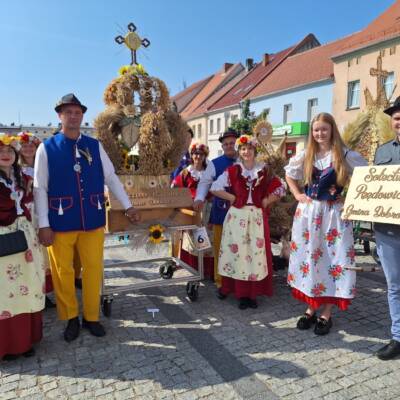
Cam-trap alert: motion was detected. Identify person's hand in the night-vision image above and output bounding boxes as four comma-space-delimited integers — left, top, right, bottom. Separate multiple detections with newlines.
261, 197, 270, 209
229, 195, 236, 205
38, 227, 55, 247
125, 207, 140, 223
193, 200, 205, 211
295, 193, 312, 203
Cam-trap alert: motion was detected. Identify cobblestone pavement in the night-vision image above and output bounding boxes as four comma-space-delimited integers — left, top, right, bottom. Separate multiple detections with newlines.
1, 241, 399, 399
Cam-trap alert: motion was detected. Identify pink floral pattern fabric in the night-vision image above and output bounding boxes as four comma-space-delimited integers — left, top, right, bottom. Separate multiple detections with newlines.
0, 217, 46, 320
218, 205, 268, 282
287, 200, 356, 299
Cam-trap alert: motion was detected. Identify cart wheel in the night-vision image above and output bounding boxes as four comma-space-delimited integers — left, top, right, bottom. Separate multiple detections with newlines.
159, 262, 175, 279
363, 240, 371, 254
102, 297, 113, 317
186, 282, 199, 302
372, 247, 381, 265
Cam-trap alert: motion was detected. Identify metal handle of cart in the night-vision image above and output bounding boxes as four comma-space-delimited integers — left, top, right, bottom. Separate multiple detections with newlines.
101, 225, 206, 317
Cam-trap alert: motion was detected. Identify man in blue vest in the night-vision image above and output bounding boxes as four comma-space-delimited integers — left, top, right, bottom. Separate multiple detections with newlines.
34, 94, 139, 342
193, 128, 238, 288
374, 97, 400, 360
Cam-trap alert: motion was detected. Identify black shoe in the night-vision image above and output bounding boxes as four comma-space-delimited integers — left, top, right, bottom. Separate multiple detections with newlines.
2, 354, 19, 361
376, 340, 400, 360
248, 299, 258, 309
64, 317, 80, 342
216, 289, 227, 300
23, 348, 35, 358
45, 296, 56, 309
296, 313, 317, 330
82, 319, 106, 337
238, 298, 248, 310
314, 317, 333, 336
75, 278, 82, 290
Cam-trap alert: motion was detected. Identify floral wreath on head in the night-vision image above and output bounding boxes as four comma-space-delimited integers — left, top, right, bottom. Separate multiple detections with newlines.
0, 132, 20, 150
18, 131, 41, 146
235, 134, 258, 151
190, 142, 209, 156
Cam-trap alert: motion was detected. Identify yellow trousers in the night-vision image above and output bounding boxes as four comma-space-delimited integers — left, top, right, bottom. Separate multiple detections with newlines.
213, 224, 223, 288
48, 228, 104, 321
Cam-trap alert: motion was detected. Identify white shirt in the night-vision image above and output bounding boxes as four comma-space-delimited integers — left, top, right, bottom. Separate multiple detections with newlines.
284, 149, 368, 180
211, 162, 286, 204
194, 161, 217, 202
34, 140, 132, 228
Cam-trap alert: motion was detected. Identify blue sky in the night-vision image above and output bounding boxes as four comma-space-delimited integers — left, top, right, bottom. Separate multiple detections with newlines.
0, 0, 395, 126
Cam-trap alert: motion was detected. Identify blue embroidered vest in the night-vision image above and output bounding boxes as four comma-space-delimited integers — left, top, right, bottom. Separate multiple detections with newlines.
209, 155, 236, 225
44, 133, 106, 232
305, 166, 343, 201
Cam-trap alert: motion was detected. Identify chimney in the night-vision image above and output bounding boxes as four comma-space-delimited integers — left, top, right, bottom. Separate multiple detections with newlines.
262, 53, 270, 66
223, 63, 233, 73
245, 58, 254, 71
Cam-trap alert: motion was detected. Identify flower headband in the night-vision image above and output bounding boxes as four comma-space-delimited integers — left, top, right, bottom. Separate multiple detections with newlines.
0, 133, 20, 149
190, 143, 209, 156
235, 134, 258, 150
18, 131, 41, 146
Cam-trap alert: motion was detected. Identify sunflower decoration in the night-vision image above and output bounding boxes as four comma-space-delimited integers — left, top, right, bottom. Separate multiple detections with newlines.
149, 224, 165, 244
0, 133, 20, 149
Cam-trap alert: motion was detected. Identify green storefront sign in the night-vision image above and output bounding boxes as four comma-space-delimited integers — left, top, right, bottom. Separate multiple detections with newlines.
272, 121, 309, 136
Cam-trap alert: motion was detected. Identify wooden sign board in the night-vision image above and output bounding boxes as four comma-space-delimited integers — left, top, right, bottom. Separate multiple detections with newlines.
343, 165, 400, 225
108, 174, 193, 210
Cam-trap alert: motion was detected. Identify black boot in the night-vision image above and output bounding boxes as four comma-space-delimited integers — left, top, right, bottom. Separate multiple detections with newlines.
74, 278, 82, 290
216, 289, 227, 300
64, 317, 80, 342
238, 298, 248, 310
376, 340, 400, 360
23, 348, 35, 358
45, 296, 56, 309
82, 319, 106, 337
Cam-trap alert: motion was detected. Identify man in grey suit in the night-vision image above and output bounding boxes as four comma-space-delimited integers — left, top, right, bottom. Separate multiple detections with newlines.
374, 97, 400, 360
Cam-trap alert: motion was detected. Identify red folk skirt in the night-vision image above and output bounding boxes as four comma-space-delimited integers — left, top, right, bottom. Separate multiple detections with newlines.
0, 312, 43, 358
220, 210, 274, 299
291, 288, 351, 311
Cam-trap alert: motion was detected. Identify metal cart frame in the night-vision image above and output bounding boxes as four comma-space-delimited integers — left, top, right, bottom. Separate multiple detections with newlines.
101, 224, 205, 317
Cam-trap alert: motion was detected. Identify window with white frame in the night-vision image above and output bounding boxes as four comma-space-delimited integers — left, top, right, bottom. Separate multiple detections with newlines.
217, 118, 221, 133
347, 80, 360, 109
307, 98, 318, 121
209, 120, 214, 134
283, 104, 292, 124
383, 72, 395, 100
197, 124, 202, 138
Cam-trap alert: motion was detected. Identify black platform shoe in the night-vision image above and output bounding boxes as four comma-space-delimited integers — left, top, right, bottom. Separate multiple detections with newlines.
216, 289, 227, 300
296, 313, 317, 330
314, 317, 332, 335
64, 317, 80, 342
82, 319, 106, 337
238, 298, 248, 310
247, 299, 258, 309
376, 340, 400, 360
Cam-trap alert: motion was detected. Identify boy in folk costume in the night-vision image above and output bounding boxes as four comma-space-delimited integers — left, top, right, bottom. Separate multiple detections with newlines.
210, 135, 285, 309
34, 94, 139, 342
374, 97, 400, 360
193, 129, 239, 287
285, 113, 366, 335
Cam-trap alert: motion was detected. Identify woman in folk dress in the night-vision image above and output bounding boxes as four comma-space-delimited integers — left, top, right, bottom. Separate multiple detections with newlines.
211, 135, 285, 309
172, 143, 214, 279
285, 112, 367, 335
0, 133, 46, 360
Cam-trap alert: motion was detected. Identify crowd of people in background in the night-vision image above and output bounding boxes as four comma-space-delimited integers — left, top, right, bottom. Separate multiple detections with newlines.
1, 94, 400, 362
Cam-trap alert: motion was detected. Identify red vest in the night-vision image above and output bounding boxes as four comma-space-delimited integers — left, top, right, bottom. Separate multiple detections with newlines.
0, 174, 32, 226
227, 164, 282, 209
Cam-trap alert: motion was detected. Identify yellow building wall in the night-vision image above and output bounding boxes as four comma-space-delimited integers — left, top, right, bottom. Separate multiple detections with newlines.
333, 41, 400, 131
